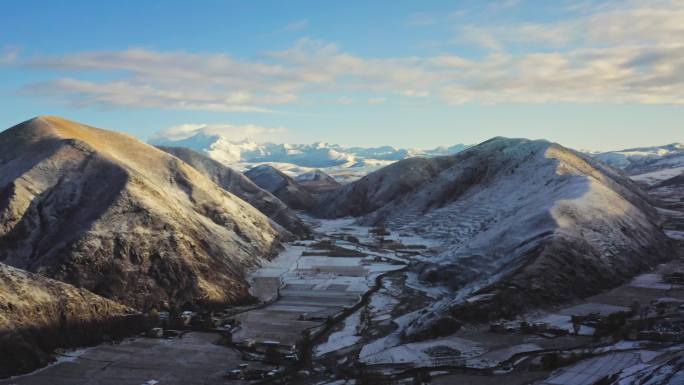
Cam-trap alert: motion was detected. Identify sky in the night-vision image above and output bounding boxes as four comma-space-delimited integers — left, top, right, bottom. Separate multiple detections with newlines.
1, 0, 683, 151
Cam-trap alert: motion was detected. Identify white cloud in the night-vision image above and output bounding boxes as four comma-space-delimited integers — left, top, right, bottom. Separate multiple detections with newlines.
402, 89, 430, 97
406, 13, 438, 27
283, 19, 309, 31
459, 0, 684, 49
490, 0, 520, 11
1, 46, 19, 64
152, 122, 288, 142
20, 78, 278, 112
11, 1, 684, 109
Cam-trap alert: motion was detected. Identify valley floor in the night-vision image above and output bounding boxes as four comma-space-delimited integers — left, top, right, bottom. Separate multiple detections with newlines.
3, 218, 683, 385
0, 218, 423, 385
0, 332, 244, 385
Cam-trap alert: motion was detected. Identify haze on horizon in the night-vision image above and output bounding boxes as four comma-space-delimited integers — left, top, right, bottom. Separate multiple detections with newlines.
1, 0, 683, 151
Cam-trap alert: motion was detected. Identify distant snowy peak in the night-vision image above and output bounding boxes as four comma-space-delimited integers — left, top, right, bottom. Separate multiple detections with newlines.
151, 131, 470, 181
295, 169, 338, 183
591, 143, 684, 170
590, 142, 684, 185
295, 169, 341, 195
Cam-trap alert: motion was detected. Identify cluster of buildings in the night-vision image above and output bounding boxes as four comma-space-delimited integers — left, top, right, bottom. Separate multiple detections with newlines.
489, 320, 565, 335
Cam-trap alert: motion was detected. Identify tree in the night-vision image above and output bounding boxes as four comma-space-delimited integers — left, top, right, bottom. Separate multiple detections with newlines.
356, 364, 386, 385
200, 312, 215, 331
412, 370, 431, 385
264, 346, 281, 364
541, 353, 560, 370
169, 307, 185, 329
147, 309, 160, 328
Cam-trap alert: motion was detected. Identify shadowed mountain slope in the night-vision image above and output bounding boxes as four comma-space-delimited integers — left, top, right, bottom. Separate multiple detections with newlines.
294, 169, 342, 195
157, 146, 310, 237
0, 263, 140, 378
244, 164, 317, 211
0, 116, 290, 310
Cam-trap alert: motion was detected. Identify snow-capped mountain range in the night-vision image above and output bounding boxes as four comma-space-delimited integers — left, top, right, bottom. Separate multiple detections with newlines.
590, 142, 684, 185
151, 131, 470, 182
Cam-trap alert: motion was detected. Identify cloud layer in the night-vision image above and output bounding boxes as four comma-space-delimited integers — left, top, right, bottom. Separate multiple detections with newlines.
11, 0, 684, 111
151, 123, 288, 142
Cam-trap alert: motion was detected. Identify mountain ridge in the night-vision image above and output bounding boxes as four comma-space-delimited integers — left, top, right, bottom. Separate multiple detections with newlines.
157, 145, 310, 236
244, 164, 318, 211
317, 136, 677, 333
0, 116, 290, 310
151, 131, 471, 181
0, 261, 143, 377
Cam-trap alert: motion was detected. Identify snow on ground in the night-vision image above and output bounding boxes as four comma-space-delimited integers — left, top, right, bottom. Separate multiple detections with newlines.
665, 230, 684, 240
542, 351, 642, 385
591, 340, 646, 354
314, 380, 352, 385
404, 271, 449, 299
631, 166, 684, 185
364, 263, 405, 273
361, 333, 544, 370
529, 302, 630, 335
610, 358, 684, 385
383, 231, 444, 249
538, 345, 684, 385
237, 221, 410, 345
252, 244, 306, 278
309, 217, 366, 237
362, 335, 487, 367
249, 244, 308, 301
628, 273, 672, 290
467, 344, 542, 369
315, 309, 362, 357
283, 273, 370, 293
359, 310, 423, 361
297, 256, 365, 269
306, 216, 442, 252
367, 282, 400, 322
557, 303, 630, 317
534, 313, 595, 336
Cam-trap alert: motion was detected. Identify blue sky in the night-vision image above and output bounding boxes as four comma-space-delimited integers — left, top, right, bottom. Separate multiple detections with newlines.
1, 0, 682, 150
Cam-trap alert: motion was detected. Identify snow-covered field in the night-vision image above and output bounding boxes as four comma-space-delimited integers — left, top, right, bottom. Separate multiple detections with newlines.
542, 351, 642, 385
235, 220, 409, 346
315, 309, 362, 357
666, 230, 684, 241
467, 343, 542, 369
404, 271, 449, 299
538, 344, 684, 385
628, 272, 673, 290
362, 335, 487, 367
367, 280, 401, 322
307, 217, 442, 250
534, 313, 595, 336
557, 303, 630, 317
631, 167, 684, 184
